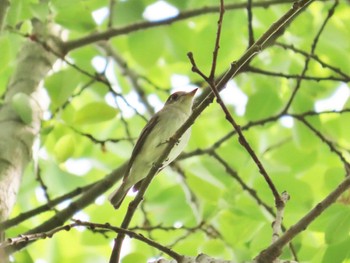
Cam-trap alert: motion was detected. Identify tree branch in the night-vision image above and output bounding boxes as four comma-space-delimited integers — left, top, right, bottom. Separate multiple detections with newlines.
0, 182, 97, 230
6, 164, 127, 253
255, 173, 350, 263
282, 0, 339, 113
1, 220, 182, 260
63, 0, 300, 52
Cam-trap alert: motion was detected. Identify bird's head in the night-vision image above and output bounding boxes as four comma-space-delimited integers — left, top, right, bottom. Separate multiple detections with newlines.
164, 88, 198, 113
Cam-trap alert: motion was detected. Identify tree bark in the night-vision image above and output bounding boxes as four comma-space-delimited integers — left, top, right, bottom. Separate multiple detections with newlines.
0, 21, 60, 226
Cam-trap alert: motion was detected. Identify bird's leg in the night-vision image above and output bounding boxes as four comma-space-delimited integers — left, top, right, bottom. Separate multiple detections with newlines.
151, 159, 169, 170
158, 137, 180, 147
151, 161, 165, 170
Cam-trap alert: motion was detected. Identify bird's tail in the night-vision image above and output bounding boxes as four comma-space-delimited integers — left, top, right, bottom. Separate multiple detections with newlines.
108, 183, 130, 209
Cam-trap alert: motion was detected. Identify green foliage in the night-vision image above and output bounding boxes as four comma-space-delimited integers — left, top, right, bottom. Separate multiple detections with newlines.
2, 1, 350, 263
51, 0, 98, 32
245, 87, 283, 120
73, 102, 118, 125
112, 1, 145, 26
53, 134, 76, 162
45, 69, 82, 109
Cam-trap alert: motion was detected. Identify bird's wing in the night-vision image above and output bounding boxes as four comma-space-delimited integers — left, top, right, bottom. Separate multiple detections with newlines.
123, 115, 160, 181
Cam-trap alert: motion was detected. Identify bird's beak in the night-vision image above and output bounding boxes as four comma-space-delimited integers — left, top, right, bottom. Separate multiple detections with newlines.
187, 88, 198, 97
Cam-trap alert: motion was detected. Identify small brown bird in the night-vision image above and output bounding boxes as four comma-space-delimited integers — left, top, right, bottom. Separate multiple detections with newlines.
109, 89, 198, 209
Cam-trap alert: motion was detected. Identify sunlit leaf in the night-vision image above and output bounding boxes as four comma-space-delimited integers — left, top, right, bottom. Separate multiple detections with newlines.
322, 238, 350, 263
245, 88, 283, 121
53, 134, 76, 162
325, 208, 350, 244
128, 29, 166, 69
52, 1, 96, 31
45, 69, 82, 109
74, 102, 118, 125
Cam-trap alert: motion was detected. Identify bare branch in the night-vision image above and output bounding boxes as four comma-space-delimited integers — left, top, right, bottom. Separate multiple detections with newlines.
1, 220, 182, 260
256, 173, 350, 263
274, 42, 350, 80
0, 182, 96, 230
282, 0, 339, 113
188, 0, 283, 211
246, 0, 255, 46
108, 0, 117, 28
272, 192, 290, 243
246, 66, 349, 82
6, 164, 127, 253
63, 0, 301, 52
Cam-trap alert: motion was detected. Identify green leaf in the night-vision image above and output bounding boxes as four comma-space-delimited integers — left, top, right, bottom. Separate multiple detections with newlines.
165, 0, 188, 10
324, 167, 345, 192
11, 92, 33, 124
81, 230, 109, 246
113, 0, 145, 26
217, 210, 264, 246
325, 207, 350, 244
186, 167, 223, 204
12, 249, 34, 263
322, 238, 350, 263
147, 184, 195, 225
6, 0, 32, 26
29, 2, 50, 20
74, 102, 117, 125
292, 119, 320, 150
245, 88, 283, 121
45, 69, 82, 109
54, 134, 75, 162
200, 239, 231, 259
173, 232, 206, 255
268, 140, 318, 174
39, 158, 90, 193
290, 92, 314, 113
122, 252, 148, 263
128, 29, 166, 69
52, 1, 96, 31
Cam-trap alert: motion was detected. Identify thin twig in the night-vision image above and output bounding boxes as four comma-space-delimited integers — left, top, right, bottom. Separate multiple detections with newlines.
1, 220, 182, 260
181, 108, 350, 161
209, 0, 225, 80
246, 66, 349, 82
63, 0, 300, 52
108, 0, 116, 28
256, 172, 350, 263
247, 0, 255, 46
282, 0, 339, 113
0, 182, 97, 230
274, 42, 350, 80
6, 164, 127, 253
292, 115, 350, 169
98, 41, 156, 115
188, 0, 282, 208
272, 192, 290, 243
71, 127, 135, 147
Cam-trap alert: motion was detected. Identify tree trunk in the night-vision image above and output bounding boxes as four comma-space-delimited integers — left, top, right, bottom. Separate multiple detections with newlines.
0, 21, 60, 226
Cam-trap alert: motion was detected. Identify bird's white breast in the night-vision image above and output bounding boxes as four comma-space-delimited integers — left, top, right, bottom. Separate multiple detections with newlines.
126, 104, 192, 187
138, 107, 190, 162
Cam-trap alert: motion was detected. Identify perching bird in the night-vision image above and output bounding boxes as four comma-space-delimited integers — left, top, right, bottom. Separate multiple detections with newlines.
109, 89, 198, 209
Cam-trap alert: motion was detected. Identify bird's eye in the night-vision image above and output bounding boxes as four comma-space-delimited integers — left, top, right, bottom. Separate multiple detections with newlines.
171, 93, 179, 101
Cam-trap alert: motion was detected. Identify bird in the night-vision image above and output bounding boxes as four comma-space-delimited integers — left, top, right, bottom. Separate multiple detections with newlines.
109, 88, 198, 209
